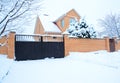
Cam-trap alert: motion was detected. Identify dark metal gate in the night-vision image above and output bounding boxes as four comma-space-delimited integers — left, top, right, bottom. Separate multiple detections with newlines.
109, 39, 115, 52
15, 34, 64, 61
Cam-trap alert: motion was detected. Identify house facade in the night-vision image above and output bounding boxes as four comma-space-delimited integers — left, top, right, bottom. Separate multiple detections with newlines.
53, 9, 80, 32
34, 9, 81, 41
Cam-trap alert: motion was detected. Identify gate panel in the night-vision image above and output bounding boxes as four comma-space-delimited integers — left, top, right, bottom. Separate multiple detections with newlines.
15, 35, 64, 61
15, 42, 43, 60
42, 42, 64, 58
15, 34, 64, 61
109, 39, 115, 52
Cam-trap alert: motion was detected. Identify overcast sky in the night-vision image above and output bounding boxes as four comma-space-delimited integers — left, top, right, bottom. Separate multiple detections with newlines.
40, 0, 120, 31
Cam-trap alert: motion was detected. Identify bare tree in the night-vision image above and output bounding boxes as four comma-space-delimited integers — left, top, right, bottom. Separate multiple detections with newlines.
0, 0, 42, 36
98, 13, 120, 38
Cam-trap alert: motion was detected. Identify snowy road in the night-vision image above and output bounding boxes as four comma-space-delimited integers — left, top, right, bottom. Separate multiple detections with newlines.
0, 50, 120, 83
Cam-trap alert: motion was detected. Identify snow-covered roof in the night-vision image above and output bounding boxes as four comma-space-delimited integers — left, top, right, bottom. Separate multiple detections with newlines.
39, 15, 61, 33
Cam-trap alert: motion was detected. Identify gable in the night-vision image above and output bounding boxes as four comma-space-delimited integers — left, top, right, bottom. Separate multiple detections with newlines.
34, 16, 45, 34
66, 9, 80, 20
54, 9, 81, 33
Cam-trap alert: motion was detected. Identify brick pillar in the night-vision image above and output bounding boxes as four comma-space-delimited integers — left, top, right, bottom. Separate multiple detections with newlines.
64, 34, 69, 56
105, 37, 110, 52
0, 36, 7, 54
113, 37, 117, 51
7, 32, 15, 59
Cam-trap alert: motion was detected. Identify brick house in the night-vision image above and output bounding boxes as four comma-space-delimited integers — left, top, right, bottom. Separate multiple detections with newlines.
34, 9, 80, 36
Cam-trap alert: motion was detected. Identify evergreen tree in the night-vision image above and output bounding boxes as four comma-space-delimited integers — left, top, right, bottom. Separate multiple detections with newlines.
67, 19, 96, 38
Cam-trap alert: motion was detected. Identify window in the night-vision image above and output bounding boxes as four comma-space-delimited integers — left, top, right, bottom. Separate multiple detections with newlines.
61, 19, 64, 28
69, 18, 76, 24
53, 36, 57, 39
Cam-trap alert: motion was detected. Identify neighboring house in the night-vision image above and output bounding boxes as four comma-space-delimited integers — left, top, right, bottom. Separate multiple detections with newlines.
34, 9, 80, 41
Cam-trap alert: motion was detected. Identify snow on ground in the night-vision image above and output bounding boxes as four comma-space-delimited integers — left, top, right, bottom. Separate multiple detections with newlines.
0, 50, 120, 83
0, 55, 13, 83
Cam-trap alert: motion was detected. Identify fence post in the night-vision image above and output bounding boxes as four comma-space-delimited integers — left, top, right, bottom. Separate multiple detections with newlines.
113, 37, 117, 51
41, 36, 43, 42
105, 37, 110, 52
64, 34, 69, 56
7, 32, 15, 59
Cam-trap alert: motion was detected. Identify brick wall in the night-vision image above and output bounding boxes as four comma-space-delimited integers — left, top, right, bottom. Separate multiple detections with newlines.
34, 33, 62, 42
0, 36, 8, 54
1, 32, 120, 59
64, 35, 111, 56
0, 32, 15, 59
116, 39, 120, 50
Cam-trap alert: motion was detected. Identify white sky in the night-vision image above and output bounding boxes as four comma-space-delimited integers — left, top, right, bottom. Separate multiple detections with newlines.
40, 0, 120, 31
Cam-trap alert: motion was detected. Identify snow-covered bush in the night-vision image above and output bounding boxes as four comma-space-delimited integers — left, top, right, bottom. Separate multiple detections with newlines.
67, 19, 97, 38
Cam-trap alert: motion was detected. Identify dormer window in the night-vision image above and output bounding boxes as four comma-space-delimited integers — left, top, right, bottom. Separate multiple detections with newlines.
61, 19, 64, 28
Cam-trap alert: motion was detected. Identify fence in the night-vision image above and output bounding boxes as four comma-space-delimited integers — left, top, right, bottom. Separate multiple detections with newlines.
0, 36, 7, 54
64, 35, 119, 56
0, 32, 120, 59
0, 32, 15, 59
116, 39, 120, 50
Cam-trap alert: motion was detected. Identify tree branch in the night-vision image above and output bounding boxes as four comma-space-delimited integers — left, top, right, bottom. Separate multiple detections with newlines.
0, 19, 9, 36
10, 0, 25, 17
10, 8, 29, 20
0, 0, 19, 24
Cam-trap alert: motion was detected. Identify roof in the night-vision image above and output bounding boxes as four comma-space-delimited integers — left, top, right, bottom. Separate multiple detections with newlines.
53, 14, 66, 23
54, 9, 80, 22
39, 15, 61, 33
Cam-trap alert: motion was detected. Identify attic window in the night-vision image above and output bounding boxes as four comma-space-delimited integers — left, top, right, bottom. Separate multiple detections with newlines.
61, 19, 64, 28
69, 18, 76, 24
